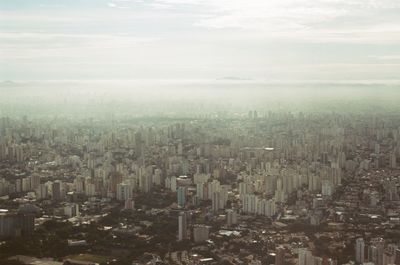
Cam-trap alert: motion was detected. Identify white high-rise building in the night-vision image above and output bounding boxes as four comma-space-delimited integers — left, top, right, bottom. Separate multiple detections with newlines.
196, 183, 205, 200
239, 182, 250, 195
116, 183, 132, 201
64, 203, 80, 218
153, 168, 162, 186
322, 180, 333, 197
139, 174, 152, 193
85, 182, 96, 197
207, 180, 220, 200
257, 199, 276, 217
242, 194, 256, 214
212, 191, 220, 212
22, 177, 31, 192
165, 176, 171, 189
171, 176, 177, 192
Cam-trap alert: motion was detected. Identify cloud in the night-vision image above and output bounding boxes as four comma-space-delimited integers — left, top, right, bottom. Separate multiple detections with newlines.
0, 32, 159, 60
1, 0, 400, 81
151, 0, 400, 43
147, 3, 173, 10
369, 55, 400, 61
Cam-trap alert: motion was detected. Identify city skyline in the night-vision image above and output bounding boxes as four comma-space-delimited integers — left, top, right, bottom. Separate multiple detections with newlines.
1, 1, 400, 265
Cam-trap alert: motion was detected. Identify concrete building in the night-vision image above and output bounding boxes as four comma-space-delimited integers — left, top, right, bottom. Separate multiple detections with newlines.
178, 211, 187, 241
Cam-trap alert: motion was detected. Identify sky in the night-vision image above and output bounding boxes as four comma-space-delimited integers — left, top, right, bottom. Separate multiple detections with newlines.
1, 0, 400, 83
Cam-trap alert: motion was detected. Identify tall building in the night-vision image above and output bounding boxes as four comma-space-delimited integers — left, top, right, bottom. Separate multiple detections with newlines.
226, 209, 238, 226
15, 179, 22, 193
394, 248, 400, 265
139, 174, 152, 193
193, 225, 209, 243
170, 176, 177, 192
368, 246, 378, 265
368, 238, 385, 265
52, 182, 61, 201
298, 248, 314, 265
124, 198, 135, 210
64, 203, 80, 218
0, 211, 34, 238
109, 173, 122, 194
196, 183, 205, 200
355, 238, 365, 263
135, 132, 142, 156
177, 187, 187, 208
390, 153, 397, 169
36, 183, 48, 200
22, 177, 31, 192
73, 176, 85, 193
207, 180, 220, 200
85, 182, 96, 197
212, 191, 220, 212
116, 183, 132, 201
242, 194, 256, 214
178, 211, 187, 241
275, 246, 285, 265
30, 174, 40, 191
15, 145, 24, 162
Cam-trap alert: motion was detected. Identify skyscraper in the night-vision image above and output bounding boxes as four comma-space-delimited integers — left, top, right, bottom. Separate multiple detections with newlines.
116, 183, 132, 201
212, 191, 220, 212
52, 181, 61, 202
178, 211, 187, 241
177, 186, 187, 208
355, 238, 365, 263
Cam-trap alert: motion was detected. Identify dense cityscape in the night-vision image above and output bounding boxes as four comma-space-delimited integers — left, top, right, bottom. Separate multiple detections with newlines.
1, 109, 399, 265
2, 0, 400, 264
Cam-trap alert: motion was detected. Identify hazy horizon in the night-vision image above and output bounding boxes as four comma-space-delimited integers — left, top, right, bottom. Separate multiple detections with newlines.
1, 0, 400, 83
1, 0, 400, 116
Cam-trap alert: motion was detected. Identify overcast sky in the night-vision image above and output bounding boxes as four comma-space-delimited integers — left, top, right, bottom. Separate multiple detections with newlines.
1, 0, 400, 82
